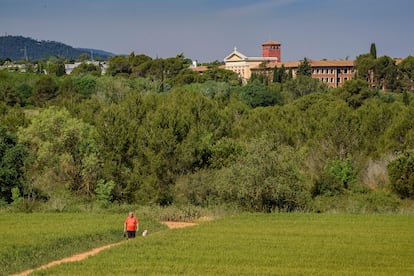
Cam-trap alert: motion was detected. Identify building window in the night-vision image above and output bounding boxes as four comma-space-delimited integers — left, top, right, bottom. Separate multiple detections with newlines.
337, 78, 341, 83
330, 78, 334, 83
344, 69, 348, 74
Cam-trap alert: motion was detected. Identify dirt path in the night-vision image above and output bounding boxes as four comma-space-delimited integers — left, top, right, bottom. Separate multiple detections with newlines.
161, 221, 197, 229
12, 221, 196, 276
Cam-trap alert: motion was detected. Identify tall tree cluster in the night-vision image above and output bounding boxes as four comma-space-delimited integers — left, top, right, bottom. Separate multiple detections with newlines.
1, 49, 414, 212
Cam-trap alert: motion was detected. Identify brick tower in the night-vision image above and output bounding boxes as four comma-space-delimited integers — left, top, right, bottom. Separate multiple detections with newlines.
262, 40, 281, 61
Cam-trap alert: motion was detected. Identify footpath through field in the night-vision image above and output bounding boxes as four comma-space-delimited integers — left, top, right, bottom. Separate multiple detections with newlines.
12, 221, 196, 276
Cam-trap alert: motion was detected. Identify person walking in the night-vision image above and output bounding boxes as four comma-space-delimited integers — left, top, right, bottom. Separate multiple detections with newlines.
124, 211, 139, 239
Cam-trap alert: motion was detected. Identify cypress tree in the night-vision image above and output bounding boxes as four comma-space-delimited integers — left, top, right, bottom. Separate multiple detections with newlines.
273, 66, 281, 83
370, 43, 377, 59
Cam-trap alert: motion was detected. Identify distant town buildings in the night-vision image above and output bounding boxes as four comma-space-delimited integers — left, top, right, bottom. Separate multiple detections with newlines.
64, 61, 108, 75
0, 60, 108, 75
223, 40, 355, 87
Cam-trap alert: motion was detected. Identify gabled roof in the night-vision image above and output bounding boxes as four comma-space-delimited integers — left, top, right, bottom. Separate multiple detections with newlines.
224, 48, 248, 62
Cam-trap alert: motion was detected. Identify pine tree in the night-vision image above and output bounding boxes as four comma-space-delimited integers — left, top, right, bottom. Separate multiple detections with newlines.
297, 57, 312, 77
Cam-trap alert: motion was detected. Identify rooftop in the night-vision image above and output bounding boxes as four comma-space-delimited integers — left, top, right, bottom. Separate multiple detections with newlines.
260, 59, 355, 69
262, 40, 281, 46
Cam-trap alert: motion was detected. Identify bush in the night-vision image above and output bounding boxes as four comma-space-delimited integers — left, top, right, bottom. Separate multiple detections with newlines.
311, 191, 401, 213
312, 157, 357, 196
95, 179, 115, 208
214, 137, 311, 212
387, 151, 414, 198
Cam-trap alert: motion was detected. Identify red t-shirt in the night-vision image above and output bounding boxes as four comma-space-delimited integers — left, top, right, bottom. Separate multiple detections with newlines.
125, 217, 138, 231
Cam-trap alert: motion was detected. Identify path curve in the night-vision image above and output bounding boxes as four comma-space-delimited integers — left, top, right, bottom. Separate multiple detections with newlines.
12, 221, 196, 276
161, 221, 197, 229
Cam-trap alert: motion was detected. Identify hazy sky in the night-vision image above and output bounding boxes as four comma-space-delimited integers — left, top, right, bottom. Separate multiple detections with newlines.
1, 0, 413, 62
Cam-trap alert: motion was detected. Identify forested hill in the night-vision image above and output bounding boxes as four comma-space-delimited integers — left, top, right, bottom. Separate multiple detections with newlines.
0, 35, 115, 61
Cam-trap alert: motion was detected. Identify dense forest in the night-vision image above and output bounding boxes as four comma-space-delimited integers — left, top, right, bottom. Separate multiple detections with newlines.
0, 35, 114, 61
1, 48, 414, 213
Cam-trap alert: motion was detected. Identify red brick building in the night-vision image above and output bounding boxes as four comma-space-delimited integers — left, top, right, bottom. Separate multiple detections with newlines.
254, 59, 355, 88
223, 40, 355, 87
262, 40, 281, 61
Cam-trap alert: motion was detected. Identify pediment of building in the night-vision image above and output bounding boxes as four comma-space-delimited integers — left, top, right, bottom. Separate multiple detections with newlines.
224, 48, 247, 62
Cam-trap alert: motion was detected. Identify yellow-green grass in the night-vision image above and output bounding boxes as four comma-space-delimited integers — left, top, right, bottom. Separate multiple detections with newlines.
0, 213, 166, 275
32, 213, 414, 275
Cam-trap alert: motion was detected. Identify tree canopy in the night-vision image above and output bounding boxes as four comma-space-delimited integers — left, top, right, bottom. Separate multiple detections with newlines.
1, 49, 414, 212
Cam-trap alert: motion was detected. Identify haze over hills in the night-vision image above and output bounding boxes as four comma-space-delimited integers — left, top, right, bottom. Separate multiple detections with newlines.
0, 35, 115, 61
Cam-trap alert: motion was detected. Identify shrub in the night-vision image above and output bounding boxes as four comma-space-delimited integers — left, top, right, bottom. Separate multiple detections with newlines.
387, 151, 414, 198
214, 137, 311, 212
312, 191, 401, 213
312, 156, 357, 196
95, 179, 115, 208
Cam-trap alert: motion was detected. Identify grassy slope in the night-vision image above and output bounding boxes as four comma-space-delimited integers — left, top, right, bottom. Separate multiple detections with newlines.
32, 213, 414, 275
0, 213, 165, 275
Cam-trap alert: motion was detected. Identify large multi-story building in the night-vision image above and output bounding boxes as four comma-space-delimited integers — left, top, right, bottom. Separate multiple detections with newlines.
223, 40, 281, 83
223, 40, 355, 87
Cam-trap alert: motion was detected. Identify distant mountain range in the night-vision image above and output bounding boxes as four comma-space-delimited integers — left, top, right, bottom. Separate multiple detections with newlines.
0, 35, 116, 61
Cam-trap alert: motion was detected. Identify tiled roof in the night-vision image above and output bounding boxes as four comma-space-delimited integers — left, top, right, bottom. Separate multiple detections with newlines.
191, 65, 225, 72
260, 59, 354, 69
262, 40, 281, 45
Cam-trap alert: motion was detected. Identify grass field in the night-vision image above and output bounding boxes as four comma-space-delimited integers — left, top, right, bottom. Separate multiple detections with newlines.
27, 213, 414, 275
0, 213, 166, 275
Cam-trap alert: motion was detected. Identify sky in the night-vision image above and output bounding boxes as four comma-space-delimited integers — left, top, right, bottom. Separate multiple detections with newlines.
0, 0, 413, 62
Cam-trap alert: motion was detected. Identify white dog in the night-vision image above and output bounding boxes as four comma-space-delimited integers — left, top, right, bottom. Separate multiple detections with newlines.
142, 230, 148, 236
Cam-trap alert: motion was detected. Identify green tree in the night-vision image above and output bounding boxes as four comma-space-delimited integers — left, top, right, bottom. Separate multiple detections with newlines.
312, 156, 357, 196
355, 53, 376, 84
129, 53, 152, 77
18, 107, 101, 205
0, 81, 18, 106
272, 64, 288, 83
73, 74, 98, 98
48, 61, 66, 76
374, 55, 399, 91
387, 151, 414, 199
199, 68, 240, 84
398, 56, 414, 91
71, 62, 102, 76
107, 55, 131, 76
297, 57, 312, 77
0, 103, 29, 132
0, 127, 27, 203
16, 83, 32, 106
239, 79, 282, 107
283, 75, 327, 100
95, 179, 115, 208
214, 136, 310, 212
77, 53, 90, 62
370, 43, 377, 59
31, 75, 59, 106
334, 79, 374, 108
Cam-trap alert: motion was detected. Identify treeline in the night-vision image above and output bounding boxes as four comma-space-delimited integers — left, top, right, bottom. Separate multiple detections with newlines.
1, 50, 414, 213
0, 35, 114, 61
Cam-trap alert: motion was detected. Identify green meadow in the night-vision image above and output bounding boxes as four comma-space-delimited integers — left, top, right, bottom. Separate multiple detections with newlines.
0, 213, 166, 275
24, 213, 414, 276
